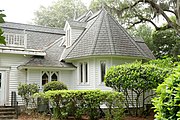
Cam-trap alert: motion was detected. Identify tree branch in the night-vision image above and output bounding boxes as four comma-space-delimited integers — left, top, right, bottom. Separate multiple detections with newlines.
163, 9, 177, 16
127, 20, 143, 29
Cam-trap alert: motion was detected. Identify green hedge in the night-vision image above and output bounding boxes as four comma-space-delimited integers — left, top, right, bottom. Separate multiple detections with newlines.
152, 66, 180, 119
35, 90, 124, 120
105, 62, 170, 116
43, 81, 68, 92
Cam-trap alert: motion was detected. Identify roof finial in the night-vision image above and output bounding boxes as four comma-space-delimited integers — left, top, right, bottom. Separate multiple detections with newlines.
101, 2, 105, 9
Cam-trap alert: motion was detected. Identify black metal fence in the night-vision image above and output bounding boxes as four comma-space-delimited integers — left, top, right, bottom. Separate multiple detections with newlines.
11, 91, 18, 118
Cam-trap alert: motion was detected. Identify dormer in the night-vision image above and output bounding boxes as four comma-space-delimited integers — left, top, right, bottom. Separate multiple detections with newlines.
64, 21, 72, 48
64, 21, 86, 48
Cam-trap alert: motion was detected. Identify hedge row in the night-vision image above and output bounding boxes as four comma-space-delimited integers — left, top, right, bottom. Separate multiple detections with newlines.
35, 90, 124, 120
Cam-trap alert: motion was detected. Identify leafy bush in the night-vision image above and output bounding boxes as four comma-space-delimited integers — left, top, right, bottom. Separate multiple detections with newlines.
103, 91, 124, 120
18, 83, 39, 110
35, 90, 124, 120
43, 81, 68, 92
147, 57, 178, 69
152, 66, 180, 119
105, 62, 170, 116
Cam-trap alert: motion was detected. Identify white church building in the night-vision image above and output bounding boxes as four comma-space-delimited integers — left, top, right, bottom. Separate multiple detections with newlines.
0, 9, 154, 105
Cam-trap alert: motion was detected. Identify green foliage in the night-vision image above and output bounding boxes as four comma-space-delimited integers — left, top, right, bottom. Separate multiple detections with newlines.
147, 57, 179, 69
35, 90, 124, 120
152, 66, 180, 119
105, 61, 170, 116
152, 29, 180, 58
34, 0, 87, 28
0, 10, 6, 45
43, 81, 68, 92
18, 83, 39, 109
103, 91, 124, 120
89, 0, 180, 34
130, 24, 154, 51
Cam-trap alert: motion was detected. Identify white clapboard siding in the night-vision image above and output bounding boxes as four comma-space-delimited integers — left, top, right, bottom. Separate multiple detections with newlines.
60, 70, 72, 89
28, 69, 41, 85
0, 54, 31, 105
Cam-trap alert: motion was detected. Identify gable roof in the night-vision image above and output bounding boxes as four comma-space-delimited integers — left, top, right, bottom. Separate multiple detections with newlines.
18, 37, 76, 69
63, 8, 154, 60
134, 37, 155, 59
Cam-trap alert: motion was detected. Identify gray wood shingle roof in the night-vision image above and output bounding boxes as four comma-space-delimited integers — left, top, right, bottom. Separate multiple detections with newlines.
63, 8, 154, 60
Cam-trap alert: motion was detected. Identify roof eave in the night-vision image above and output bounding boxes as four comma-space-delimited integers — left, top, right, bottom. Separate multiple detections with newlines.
18, 65, 76, 70
63, 55, 153, 61
0, 47, 46, 56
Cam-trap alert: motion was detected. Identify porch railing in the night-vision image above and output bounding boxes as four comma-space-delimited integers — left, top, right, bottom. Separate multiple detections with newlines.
3, 33, 27, 48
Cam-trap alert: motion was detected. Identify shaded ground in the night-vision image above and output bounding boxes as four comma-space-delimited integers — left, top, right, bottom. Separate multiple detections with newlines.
18, 112, 154, 120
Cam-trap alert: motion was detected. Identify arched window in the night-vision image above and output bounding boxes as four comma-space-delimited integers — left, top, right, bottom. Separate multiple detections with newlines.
42, 73, 48, 86
51, 73, 57, 81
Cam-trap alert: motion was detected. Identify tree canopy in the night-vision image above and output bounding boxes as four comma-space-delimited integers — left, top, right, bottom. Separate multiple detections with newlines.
0, 10, 6, 45
130, 24, 154, 50
34, 0, 87, 28
90, 0, 180, 34
152, 29, 180, 58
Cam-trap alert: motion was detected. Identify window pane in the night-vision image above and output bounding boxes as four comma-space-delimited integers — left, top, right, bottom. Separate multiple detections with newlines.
101, 61, 106, 82
80, 63, 83, 83
42, 73, 48, 85
85, 63, 88, 83
51, 73, 57, 81
0, 73, 1, 88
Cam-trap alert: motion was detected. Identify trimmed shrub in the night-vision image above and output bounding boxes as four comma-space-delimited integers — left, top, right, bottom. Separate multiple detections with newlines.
152, 66, 180, 119
35, 90, 124, 120
43, 81, 68, 92
105, 62, 170, 116
18, 83, 39, 110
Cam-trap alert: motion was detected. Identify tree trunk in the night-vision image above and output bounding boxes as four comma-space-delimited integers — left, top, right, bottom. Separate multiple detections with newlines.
177, 0, 180, 25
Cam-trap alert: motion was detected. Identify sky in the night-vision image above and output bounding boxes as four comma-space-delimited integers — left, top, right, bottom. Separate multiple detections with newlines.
0, 0, 92, 24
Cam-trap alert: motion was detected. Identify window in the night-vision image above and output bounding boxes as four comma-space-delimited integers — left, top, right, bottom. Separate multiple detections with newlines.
51, 73, 57, 81
80, 63, 83, 83
0, 73, 1, 88
85, 62, 88, 83
66, 28, 71, 47
100, 61, 106, 82
79, 62, 88, 84
3, 33, 26, 48
41, 71, 59, 86
42, 73, 48, 86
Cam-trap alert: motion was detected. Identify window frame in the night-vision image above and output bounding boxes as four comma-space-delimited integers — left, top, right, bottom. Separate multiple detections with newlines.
41, 71, 59, 88
100, 61, 106, 83
3, 33, 27, 48
66, 27, 71, 47
78, 61, 89, 85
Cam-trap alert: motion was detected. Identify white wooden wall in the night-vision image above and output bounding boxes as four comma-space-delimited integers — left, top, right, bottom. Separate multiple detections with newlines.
0, 53, 31, 105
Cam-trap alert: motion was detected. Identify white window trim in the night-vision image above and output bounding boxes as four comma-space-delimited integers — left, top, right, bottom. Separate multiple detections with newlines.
78, 61, 89, 85
3, 33, 27, 48
40, 71, 59, 89
99, 60, 107, 85
66, 26, 71, 48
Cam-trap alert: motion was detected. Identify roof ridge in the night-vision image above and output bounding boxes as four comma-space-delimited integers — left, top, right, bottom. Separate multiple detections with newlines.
105, 13, 115, 54
43, 36, 64, 51
64, 9, 102, 59
3, 22, 63, 30
107, 13, 147, 58
91, 9, 104, 54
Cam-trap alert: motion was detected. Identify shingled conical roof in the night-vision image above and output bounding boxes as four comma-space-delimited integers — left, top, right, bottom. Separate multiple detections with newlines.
64, 8, 153, 60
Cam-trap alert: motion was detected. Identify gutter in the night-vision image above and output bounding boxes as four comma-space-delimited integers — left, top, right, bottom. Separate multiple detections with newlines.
0, 47, 46, 56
